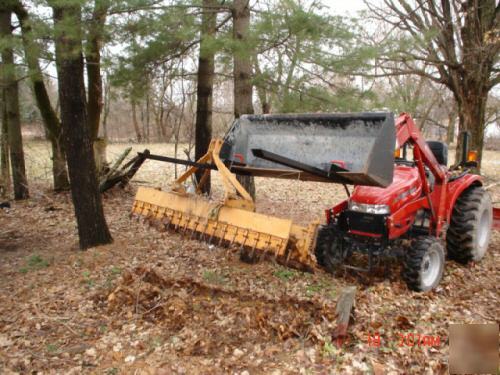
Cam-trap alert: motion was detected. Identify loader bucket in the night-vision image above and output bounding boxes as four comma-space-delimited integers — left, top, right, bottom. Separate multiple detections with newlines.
221, 112, 396, 187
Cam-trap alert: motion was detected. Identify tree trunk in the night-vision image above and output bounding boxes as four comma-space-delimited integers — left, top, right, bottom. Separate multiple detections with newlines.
454, 88, 488, 170
102, 75, 110, 140
369, 0, 498, 174
449, 0, 496, 171
12, 0, 69, 191
233, 0, 255, 199
52, 4, 112, 249
194, 0, 217, 193
0, 9, 29, 200
446, 106, 457, 146
86, 38, 103, 140
51, 140, 70, 191
86, 0, 108, 174
131, 99, 142, 142
0, 88, 10, 197
254, 55, 270, 114
86, 0, 107, 141
93, 138, 107, 173
145, 91, 150, 142
233, 0, 254, 118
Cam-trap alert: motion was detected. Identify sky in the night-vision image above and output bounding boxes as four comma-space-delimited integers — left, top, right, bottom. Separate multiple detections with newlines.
322, 0, 369, 15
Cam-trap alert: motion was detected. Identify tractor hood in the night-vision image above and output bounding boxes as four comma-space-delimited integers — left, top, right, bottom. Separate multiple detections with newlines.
349, 166, 422, 213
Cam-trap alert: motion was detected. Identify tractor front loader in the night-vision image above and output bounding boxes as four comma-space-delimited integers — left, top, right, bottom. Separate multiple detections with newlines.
132, 112, 496, 291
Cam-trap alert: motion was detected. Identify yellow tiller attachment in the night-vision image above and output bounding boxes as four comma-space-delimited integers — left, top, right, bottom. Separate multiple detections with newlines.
132, 139, 319, 270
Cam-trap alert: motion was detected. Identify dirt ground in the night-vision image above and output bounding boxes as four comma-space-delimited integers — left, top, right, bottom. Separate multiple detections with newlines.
0, 142, 498, 374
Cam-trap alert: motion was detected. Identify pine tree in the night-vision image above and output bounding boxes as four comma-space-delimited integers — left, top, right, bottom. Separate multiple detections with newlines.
0, 6, 29, 200
51, 1, 112, 249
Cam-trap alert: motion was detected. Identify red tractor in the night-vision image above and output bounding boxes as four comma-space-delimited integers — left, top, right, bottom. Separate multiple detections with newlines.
132, 112, 498, 292
316, 113, 494, 291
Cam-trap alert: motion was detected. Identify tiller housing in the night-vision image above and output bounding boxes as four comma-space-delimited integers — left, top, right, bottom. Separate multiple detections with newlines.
132, 139, 319, 270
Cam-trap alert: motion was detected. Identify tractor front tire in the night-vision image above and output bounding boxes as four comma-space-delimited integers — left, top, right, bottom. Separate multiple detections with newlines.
314, 225, 344, 273
447, 186, 492, 264
402, 236, 445, 292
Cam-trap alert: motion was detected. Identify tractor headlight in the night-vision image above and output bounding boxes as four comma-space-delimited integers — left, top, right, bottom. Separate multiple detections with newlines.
348, 201, 390, 215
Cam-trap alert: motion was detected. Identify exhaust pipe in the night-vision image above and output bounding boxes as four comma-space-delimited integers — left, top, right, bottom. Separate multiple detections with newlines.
460, 131, 470, 166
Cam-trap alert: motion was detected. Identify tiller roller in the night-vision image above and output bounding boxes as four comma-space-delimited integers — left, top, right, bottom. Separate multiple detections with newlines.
132, 112, 395, 270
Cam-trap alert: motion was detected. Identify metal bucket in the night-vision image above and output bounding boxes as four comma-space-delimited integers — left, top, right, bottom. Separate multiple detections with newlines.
221, 112, 395, 187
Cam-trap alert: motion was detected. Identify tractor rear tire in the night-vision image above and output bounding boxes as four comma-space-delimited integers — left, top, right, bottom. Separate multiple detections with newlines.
402, 236, 445, 292
446, 186, 492, 264
314, 225, 344, 273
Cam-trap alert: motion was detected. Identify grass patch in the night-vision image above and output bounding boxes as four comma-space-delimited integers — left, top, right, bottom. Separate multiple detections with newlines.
82, 270, 95, 288
305, 281, 337, 298
46, 343, 59, 353
273, 267, 297, 281
306, 284, 323, 296
149, 336, 163, 350
321, 340, 337, 358
202, 270, 228, 285
104, 266, 122, 288
19, 254, 50, 273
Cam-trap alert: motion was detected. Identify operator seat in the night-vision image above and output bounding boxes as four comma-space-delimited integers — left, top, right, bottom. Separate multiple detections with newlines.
426, 141, 448, 166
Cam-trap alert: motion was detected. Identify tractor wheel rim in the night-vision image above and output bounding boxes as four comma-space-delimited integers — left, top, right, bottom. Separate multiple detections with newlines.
421, 249, 440, 288
477, 209, 491, 251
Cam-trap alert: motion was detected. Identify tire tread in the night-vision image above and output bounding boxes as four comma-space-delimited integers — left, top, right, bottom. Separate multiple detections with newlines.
446, 186, 489, 264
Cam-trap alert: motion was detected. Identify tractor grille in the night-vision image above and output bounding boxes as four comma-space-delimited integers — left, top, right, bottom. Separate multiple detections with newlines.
345, 211, 388, 236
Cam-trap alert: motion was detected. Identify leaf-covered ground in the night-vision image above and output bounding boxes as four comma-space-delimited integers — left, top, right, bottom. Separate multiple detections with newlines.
0, 142, 498, 374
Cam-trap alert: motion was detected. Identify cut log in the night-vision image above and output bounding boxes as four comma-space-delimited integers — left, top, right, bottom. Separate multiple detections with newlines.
99, 150, 148, 193
100, 146, 132, 184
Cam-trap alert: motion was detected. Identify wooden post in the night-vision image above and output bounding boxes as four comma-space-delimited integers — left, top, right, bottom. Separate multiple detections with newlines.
333, 286, 356, 346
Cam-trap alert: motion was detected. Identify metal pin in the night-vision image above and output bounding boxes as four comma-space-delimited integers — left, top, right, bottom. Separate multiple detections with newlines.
239, 230, 249, 250
200, 221, 209, 242
275, 239, 284, 258
163, 210, 171, 230
190, 217, 199, 239
177, 212, 184, 231
229, 226, 238, 247
173, 211, 180, 230
177, 213, 185, 233
182, 215, 191, 235
169, 210, 176, 228
218, 224, 228, 247
159, 207, 166, 221
261, 235, 273, 262
249, 232, 260, 259
208, 222, 218, 244
162, 218, 170, 231
264, 235, 271, 252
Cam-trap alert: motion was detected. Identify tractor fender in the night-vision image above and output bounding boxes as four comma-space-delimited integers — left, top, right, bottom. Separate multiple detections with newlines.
446, 174, 483, 222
